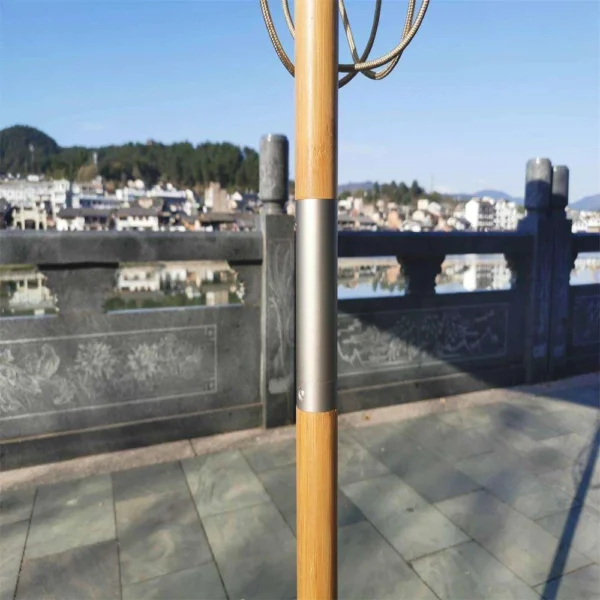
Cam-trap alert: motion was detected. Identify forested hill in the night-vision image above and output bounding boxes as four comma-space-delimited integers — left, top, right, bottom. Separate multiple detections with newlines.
0, 125, 259, 191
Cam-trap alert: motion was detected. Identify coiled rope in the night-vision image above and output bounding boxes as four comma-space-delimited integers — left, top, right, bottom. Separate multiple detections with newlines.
259, 0, 431, 88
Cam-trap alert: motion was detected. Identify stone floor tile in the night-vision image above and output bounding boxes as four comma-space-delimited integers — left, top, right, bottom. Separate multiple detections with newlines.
543, 408, 600, 437
536, 564, 600, 600
436, 490, 591, 586
457, 450, 575, 519
456, 447, 522, 480
122, 563, 227, 600
518, 444, 576, 474
355, 427, 481, 503
25, 475, 115, 559
0, 488, 35, 526
257, 464, 365, 534
412, 540, 539, 600
342, 473, 428, 522
349, 421, 412, 451
338, 521, 438, 600
112, 461, 189, 502
440, 403, 501, 429
536, 505, 600, 564
539, 432, 596, 461
490, 471, 575, 520
504, 393, 568, 415
242, 438, 296, 473
401, 463, 481, 503
0, 521, 28, 600
336, 489, 367, 531
436, 489, 528, 539
482, 525, 590, 587
116, 492, 212, 585
378, 504, 469, 561
182, 451, 270, 517
203, 502, 296, 600
538, 467, 600, 515
404, 414, 494, 460
16, 540, 119, 600
486, 403, 567, 440
338, 431, 389, 485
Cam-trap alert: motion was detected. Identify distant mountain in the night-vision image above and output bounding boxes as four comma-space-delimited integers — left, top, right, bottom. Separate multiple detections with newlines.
452, 189, 599, 210
571, 194, 600, 212
0, 124, 259, 191
0, 125, 60, 174
338, 181, 374, 193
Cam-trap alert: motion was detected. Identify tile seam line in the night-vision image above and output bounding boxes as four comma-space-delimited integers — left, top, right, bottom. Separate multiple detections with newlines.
11, 487, 37, 600
179, 459, 230, 600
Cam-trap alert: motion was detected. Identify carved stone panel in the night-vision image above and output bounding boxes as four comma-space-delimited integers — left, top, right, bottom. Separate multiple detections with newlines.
261, 213, 295, 427
572, 295, 600, 347
338, 304, 508, 376
0, 325, 216, 419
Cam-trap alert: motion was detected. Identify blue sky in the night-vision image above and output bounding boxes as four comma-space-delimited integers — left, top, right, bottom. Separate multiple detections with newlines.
1, 0, 598, 201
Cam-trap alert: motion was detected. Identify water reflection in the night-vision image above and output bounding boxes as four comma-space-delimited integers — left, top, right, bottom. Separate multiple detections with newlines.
1, 253, 598, 315
0, 268, 58, 317
105, 262, 244, 311
338, 253, 600, 299
0, 262, 244, 317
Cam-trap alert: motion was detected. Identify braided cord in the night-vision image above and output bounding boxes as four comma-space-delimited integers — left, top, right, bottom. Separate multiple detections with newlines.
259, 0, 430, 87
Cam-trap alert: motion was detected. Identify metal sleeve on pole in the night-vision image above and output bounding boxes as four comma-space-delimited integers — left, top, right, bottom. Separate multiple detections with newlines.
296, 199, 338, 414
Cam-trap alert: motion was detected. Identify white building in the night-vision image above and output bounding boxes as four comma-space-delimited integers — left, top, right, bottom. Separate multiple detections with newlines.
74, 194, 124, 210
0, 177, 70, 214
417, 198, 430, 211
462, 255, 511, 291
465, 198, 496, 231
494, 199, 519, 231
55, 208, 113, 231
411, 209, 433, 229
118, 266, 161, 293
203, 182, 229, 212
115, 207, 159, 232
55, 209, 85, 231
10, 203, 48, 230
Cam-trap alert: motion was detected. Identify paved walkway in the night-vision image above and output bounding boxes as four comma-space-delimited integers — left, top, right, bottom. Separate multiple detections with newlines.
1, 376, 599, 600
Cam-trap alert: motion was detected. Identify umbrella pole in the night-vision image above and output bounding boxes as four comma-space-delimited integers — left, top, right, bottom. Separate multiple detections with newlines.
295, 0, 338, 599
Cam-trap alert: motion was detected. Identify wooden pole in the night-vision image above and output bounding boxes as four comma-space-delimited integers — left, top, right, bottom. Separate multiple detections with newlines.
295, 0, 338, 599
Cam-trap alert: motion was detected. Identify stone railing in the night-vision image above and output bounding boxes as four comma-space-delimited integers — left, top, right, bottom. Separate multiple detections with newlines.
0, 141, 598, 469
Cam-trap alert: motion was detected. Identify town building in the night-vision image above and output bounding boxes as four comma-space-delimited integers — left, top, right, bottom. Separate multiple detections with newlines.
203, 182, 230, 212
0, 176, 70, 215
494, 199, 519, 231
115, 207, 160, 232
465, 197, 496, 231
56, 208, 113, 231
9, 203, 48, 230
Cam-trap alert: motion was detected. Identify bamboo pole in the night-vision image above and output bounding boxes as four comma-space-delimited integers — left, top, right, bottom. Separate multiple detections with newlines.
295, 0, 339, 599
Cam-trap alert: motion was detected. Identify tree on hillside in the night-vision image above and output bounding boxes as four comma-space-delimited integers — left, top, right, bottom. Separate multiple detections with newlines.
0, 125, 261, 191
373, 182, 381, 199
0, 125, 60, 174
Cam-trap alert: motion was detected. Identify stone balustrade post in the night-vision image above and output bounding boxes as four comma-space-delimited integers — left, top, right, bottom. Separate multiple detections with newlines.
397, 256, 445, 296
515, 158, 555, 383
259, 134, 289, 215
547, 165, 574, 379
259, 134, 296, 427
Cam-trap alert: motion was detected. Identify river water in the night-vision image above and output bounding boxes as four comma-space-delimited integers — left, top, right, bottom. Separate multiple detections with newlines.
1, 253, 599, 315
